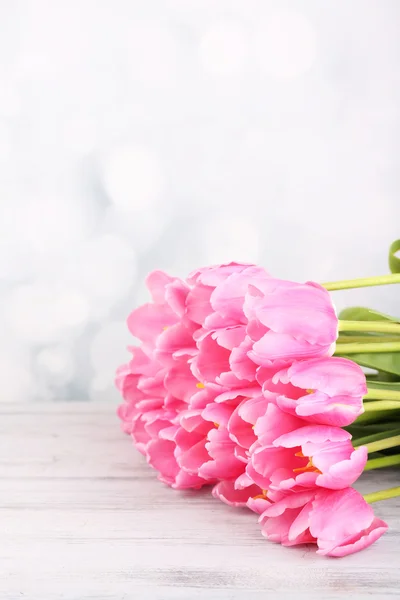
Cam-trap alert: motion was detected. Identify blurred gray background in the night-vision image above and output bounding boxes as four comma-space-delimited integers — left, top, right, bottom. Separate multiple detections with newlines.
1, 0, 399, 403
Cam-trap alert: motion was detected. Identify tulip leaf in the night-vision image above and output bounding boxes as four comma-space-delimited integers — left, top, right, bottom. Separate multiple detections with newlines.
350, 428, 400, 447
339, 306, 400, 323
347, 422, 400, 437
389, 239, 400, 274
338, 351, 400, 377
353, 407, 400, 424
366, 380, 400, 391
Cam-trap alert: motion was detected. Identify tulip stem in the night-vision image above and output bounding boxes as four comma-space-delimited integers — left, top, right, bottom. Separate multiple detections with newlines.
365, 389, 400, 401
363, 486, 400, 503
362, 401, 400, 413
322, 273, 400, 291
363, 435, 400, 453
364, 454, 400, 471
338, 320, 400, 334
335, 341, 400, 354
339, 335, 400, 344
351, 428, 400, 447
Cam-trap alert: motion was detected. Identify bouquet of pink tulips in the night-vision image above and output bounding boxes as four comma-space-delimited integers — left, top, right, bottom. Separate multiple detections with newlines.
116, 239, 400, 557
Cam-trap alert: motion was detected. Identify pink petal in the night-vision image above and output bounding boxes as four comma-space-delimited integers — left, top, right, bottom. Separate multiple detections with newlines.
192, 334, 231, 383
187, 263, 253, 286
309, 488, 387, 555
185, 284, 213, 325
212, 480, 262, 507
228, 400, 257, 448
165, 280, 190, 317
247, 446, 303, 490
146, 270, 175, 303
179, 409, 210, 434
204, 311, 238, 330
238, 395, 270, 424
173, 469, 208, 490
315, 446, 368, 490
287, 391, 364, 427
202, 403, 235, 428
273, 425, 351, 448
215, 383, 260, 403
131, 416, 151, 452
210, 265, 270, 321
230, 336, 258, 381
146, 438, 179, 484
261, 489, 316, 517
318, 518, 388, 557
127, 303, 177, 343
250, 331, 333, 365
164, 362, 199, 402
253, 281, 337, 346
199, 456, 244, 480
137, 368, 166, 397
200, 427, 245, 480
235, 472, 254, 489
247, 497, 271, 514
212, 326, 246, 351
259, 490, 317, 546
286, 357, 367, 398
254, 404, 304, 446
176, 439, 210, 474
156, 322, 196, 355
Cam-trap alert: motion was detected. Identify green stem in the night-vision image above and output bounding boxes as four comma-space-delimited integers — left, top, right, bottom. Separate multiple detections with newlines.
322, 273, 400, 291
364, 486, 400, 503
364, 454, 400, 471
338, 320, 400, 334
339, 335, 400, 343
365, 388, 400, 401
335, 341, 400, 354
351, 428, 400, 447
363, 434, 400, 453
355, 405, 400, 423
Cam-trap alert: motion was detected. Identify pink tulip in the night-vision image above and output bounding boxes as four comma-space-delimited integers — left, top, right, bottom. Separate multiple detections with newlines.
309, 488, 388, 556
127, 270, 190, 346
189, 264, 271, 383
146, 435, 207, 489
259, 490, 317, 546
263, 357, 367, 427
247, 419, 367, 492
258, 488, 388, 556
227, 395, 270, 451
186, 263, 267, 326
244, 278, 337, 368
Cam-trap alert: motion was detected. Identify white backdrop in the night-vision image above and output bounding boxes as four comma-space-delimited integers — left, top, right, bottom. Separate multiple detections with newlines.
1, 0, 399, 402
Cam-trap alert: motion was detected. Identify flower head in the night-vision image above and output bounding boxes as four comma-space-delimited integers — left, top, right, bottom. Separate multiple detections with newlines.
264, 357, 367, 427
257, 488, 388, 557
248, 415, 367, 492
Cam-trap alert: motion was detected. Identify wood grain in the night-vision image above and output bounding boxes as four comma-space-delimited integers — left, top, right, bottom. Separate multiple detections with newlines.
1, 403, 399, 599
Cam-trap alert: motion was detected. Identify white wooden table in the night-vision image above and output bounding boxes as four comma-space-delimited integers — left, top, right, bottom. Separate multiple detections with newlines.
1, 403, 399, 599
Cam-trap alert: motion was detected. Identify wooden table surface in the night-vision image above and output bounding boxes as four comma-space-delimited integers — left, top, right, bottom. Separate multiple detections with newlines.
1, 403, 399, 599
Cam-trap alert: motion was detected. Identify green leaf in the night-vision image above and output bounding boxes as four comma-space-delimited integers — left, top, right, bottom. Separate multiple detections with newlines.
338, 293, 400, 380
347, 422, 400, 436
367, 380, 400, 391
339, 351, 400, 377
339, 306, 400, 323
351, 428, 400, 447
389, 239, 400, 274
353, 407, 400, 424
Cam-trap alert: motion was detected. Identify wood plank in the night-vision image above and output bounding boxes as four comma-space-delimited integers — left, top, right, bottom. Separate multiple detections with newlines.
1, 403, 399, 599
